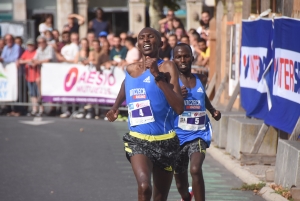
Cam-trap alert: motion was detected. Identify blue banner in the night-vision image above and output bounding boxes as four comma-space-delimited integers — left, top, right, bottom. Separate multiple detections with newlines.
264, 18, 300, 134
240, 19, 273, 119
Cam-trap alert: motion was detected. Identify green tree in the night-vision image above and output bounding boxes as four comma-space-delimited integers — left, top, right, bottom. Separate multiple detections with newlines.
147, 0, 181, 30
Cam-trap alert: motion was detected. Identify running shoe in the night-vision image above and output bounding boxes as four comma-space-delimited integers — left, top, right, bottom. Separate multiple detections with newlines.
181, 187, 193, 201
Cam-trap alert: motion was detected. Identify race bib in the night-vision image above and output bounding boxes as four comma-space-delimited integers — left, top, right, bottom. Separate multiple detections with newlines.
128, 100, 155, 126
178, 111, 206, 131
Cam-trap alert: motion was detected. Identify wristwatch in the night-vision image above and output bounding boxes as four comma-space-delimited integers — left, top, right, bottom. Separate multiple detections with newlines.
155, 72, 166, 82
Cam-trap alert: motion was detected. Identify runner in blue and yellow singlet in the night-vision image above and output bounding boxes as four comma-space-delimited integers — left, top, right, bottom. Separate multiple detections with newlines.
172, 43, 221, 201
106, 27, 184, 201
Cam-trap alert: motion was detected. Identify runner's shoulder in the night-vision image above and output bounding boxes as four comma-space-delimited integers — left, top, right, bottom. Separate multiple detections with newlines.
160, 60, 176, 72
126, 62, 142, 74
194, 73, 208, 86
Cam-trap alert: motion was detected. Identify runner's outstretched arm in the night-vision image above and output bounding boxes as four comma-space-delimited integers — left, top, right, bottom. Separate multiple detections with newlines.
106, 80, 125, 122
196, 74, 221, 121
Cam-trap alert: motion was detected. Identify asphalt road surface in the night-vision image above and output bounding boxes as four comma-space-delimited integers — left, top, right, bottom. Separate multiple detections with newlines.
0, 117, 265, 201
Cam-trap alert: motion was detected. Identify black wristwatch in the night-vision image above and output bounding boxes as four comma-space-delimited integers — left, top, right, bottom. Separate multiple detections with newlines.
155, 72, 166, 82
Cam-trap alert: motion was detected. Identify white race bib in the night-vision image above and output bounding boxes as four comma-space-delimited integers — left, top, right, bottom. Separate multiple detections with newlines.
128, 100, 155, 126
178, 111, 206, 131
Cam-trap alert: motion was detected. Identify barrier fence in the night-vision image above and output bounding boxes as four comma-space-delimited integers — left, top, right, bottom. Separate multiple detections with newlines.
0, 63, 128, 115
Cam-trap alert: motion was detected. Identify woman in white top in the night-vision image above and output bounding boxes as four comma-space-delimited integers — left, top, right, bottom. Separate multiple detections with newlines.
39, 14, 53, 36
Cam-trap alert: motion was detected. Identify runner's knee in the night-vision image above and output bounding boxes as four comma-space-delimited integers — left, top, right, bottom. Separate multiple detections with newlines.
138, 181, 152, 196
190, 165, 203, 177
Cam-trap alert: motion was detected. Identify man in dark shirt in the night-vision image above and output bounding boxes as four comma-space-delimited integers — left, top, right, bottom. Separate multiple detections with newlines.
88, 7, 110, 37
159, 35, 172, 60
109, 36, 127, 66
63, 13, 85, 34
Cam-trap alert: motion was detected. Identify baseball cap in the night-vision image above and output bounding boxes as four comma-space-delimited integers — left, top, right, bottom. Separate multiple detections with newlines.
26, 38, 35, 45
99, 31, 108, 37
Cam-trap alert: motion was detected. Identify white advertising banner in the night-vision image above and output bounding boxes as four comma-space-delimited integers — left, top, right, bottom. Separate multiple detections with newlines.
0, 62, 18, 102
41, 63, 125, 104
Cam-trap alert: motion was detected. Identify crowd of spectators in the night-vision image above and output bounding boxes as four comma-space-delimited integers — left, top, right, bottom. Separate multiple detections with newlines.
0, 7, 211, 119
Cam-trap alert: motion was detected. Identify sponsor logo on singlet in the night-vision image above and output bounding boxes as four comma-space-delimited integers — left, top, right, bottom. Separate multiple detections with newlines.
130, 88, 146, 99
184, 100, 201, 109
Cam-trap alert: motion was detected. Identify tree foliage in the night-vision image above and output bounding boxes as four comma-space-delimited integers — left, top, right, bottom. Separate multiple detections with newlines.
162, 0, 181, 11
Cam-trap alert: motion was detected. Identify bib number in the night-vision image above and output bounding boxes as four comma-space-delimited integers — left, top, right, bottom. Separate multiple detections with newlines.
178, 111, 206, 131
128, 100, 155, 126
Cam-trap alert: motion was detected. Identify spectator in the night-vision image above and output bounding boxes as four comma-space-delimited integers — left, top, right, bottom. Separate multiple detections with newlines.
173, 18, 184, 30
122, 37, 140, 66
87, 30, 96, 50
52, 29, 60, 42
63, 13, 85, 34
180, 35, 190, 45
175, 27, 185, 41
88, 7, 110, 37
0, 38, 4, 56
120, 32, 127, 46
33, 36, 56, 64
197, 11, 210, 34
166, 20, 175, 36
39, 14, 53, 36
59, 32, 79, 63
159, 10, 175, 30
168, 34, 177, 49
56, 31, 70, 53
190, 31, 201, 60
0, 34, 21, 64
168, 34, 178, 59
74, 38, 89, 65
15, 36, 25, 55
98, 31, 108, 46
17, 39, 41, 116
88, 39, 102, 70
160, 23, 166, 36
194, 38, 210, 67
107, 33, 114, 49
98, 40, 110, 69
159, 35, 172, 61
109, 36, 127, 66
32, 36, 56, 116
44, 30, 56, 45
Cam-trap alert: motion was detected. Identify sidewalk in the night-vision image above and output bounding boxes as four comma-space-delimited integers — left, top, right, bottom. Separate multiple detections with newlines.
207, 144, 289, 201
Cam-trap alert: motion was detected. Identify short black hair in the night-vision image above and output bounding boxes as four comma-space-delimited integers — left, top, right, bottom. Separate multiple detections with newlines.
87, 29, 95, 35
169, 34, 177, 40
138, 27, 161, 42
199, 38, 206, 44
96, 7, 104, 13
15, 36, 23, 43
173, 43, 193, 57
192, 32, 201, 42
181, 35, 189, 41
125, 37, 135, 46
202, 10, 210, 16
62, 31, 70, 35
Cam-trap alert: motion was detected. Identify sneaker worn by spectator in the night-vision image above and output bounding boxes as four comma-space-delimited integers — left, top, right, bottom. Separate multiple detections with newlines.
60, 111, 71, 118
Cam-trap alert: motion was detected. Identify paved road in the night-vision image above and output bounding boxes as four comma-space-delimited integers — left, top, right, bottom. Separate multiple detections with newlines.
0, 117, 265, 201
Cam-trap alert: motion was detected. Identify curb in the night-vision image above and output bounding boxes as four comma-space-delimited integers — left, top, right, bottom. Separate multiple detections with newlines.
207, 145, 289, 201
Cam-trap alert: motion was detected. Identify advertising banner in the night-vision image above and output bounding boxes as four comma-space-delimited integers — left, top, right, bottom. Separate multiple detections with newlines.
264, 18, 300, 133
0, 62, 18, 102
41, 63, 125, 105
240, 19, 273, 119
